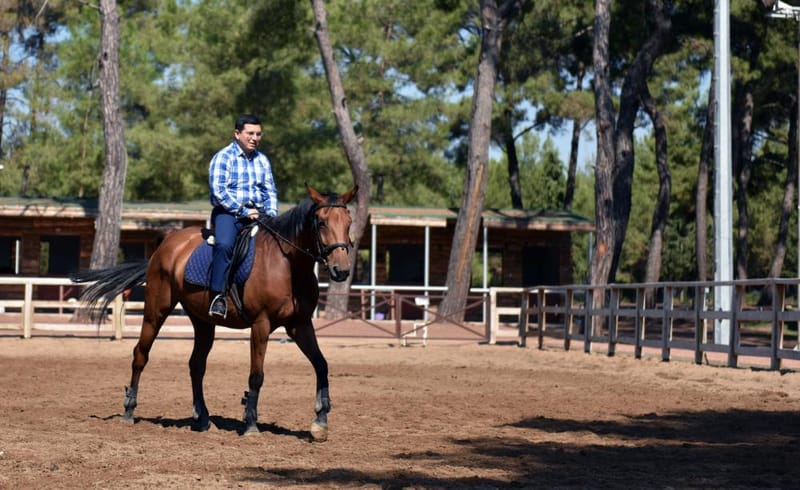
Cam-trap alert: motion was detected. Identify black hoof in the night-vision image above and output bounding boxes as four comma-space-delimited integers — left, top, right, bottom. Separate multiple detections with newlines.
191, 419, 211, 432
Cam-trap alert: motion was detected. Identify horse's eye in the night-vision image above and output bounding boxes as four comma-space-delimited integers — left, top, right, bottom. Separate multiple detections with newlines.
317, 219, 327, 228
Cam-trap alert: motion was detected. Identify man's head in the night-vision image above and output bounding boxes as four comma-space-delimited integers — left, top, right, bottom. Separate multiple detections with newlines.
234, 114, 263, 156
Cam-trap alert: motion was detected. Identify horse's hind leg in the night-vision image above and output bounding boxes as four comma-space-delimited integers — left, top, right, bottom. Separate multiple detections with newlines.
188, 316, 215, 432
123, 288, 175, 423
289, 321, 330, 442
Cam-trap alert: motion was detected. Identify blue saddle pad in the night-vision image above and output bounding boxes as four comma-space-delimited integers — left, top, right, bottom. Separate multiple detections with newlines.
184, 236, 256, 288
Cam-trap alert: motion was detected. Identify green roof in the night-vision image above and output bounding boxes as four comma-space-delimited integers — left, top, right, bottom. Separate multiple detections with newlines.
0, 196, 594, 232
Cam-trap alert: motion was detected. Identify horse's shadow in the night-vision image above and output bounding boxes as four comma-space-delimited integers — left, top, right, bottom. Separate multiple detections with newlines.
93, 413, 310, 440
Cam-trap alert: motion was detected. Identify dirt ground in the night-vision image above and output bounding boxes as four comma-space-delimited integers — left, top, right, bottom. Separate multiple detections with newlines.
1, 335, 799, 489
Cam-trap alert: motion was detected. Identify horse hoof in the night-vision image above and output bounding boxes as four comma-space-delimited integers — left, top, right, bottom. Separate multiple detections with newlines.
191, 420, 211, 432
121, 414, 135, 425
310, 421, 328, 442
242, 424, 260, 436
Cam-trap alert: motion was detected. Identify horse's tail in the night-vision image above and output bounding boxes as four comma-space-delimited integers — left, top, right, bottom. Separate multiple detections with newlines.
71, 260, 149, 321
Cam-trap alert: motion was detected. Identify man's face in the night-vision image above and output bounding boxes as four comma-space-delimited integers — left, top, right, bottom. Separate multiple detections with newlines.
234, 123, 262, 155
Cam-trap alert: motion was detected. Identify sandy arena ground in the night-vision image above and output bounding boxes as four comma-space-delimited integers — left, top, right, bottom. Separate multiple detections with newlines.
1, 335, 799, 489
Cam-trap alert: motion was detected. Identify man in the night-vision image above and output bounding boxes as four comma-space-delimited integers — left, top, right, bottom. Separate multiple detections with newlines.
208, 114, 278, 318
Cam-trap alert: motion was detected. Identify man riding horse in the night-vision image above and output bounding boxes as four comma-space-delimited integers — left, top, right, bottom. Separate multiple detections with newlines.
208, 114, 278, 319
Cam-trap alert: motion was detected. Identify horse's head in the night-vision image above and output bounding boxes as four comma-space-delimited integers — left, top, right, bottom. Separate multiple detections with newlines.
307, 184, 357, 282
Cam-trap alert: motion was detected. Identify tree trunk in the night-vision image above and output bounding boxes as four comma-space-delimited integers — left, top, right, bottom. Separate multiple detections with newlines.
503, 105, 523, 209
439, 0, 525, 321
590, 0, 615, 289
760, 100, 798, 306
696, 80, 715, 282
733, 88, 754, 280
641, 84, 670, 306
0, 33, 9, 160
608, 0, 671, 283
310, 0, 372, 320
90, 0, 127, 270
564, 68, 585, 212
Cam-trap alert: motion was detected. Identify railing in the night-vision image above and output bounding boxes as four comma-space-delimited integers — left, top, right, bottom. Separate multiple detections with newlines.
2, 275, 799, 370
0, 277, 493, 342
514, 279, 800, 371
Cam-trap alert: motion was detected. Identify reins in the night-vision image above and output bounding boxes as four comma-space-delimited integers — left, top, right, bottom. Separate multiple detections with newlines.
254, 202, 350, 267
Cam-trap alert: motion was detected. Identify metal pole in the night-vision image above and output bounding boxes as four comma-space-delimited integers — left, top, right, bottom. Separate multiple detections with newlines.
796, 17, 800, 342
714, 0, 733, 345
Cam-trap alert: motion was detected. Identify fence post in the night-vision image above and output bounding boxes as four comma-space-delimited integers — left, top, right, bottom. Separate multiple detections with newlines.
727, 285, 741, 368
584, 287, 594, 353
113, 294, 125, 340
661, 285, 673, 362
634, 287, 644, 359
23, 281, 33, 339
394, 293, 403, 344
537, 288, 546, 350
608, 287, 619, 356
518, 289, 529, 348
694, 286, 704, 365
489, 288, 498, 345
564, 288, 574, 351
771, 283, 783, 371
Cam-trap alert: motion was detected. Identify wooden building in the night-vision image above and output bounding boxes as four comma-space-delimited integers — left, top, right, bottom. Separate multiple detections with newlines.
0, 196, 594, 288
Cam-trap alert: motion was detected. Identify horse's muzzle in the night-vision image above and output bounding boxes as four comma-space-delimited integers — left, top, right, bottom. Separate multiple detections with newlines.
329, 266, 350, 282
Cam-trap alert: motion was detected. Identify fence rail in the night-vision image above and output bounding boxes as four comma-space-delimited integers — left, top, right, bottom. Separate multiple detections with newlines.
2, 276, 799, 370
514, 279, 800, 371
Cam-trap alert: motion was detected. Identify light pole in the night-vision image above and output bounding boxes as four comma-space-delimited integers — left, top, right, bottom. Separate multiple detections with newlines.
714, 0, 733, 345
765, 1, 800, 295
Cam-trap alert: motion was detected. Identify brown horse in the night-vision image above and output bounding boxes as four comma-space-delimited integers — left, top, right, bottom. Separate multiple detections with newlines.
72, 185, 357, 441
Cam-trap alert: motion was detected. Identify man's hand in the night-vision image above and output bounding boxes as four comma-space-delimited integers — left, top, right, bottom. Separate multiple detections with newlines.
246, 208, 260, 220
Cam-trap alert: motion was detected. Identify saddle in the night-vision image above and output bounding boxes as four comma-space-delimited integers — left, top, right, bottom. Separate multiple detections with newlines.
184, 224, 258, 316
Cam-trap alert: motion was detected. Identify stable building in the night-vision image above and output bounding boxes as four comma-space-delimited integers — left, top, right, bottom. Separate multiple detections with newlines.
0, 196, 594, 289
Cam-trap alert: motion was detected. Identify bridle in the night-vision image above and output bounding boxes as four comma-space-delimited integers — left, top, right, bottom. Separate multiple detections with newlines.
255, 203, 351, 267
310, 203, 351, 265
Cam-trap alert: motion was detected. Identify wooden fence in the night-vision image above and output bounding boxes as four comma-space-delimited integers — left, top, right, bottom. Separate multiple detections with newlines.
2, 276, 799, 371
510, 279, 800, 371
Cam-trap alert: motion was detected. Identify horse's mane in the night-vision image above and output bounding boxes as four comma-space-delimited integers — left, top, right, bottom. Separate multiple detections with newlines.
266, 191, 341, 241
268, 197, 314, 241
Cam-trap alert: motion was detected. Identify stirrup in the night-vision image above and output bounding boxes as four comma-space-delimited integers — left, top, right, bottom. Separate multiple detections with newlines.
209, 294, 227, 319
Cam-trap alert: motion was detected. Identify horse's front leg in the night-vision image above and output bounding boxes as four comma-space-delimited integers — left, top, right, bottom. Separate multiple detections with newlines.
289, 320, 330, 442
242, 320, 269, 435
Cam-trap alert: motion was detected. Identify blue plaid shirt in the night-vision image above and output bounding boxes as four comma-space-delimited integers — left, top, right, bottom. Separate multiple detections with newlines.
208, 141, 278, 218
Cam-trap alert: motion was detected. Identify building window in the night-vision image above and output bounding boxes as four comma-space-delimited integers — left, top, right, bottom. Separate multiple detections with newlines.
0, 236, 20, 274
386, 244, 424, 284
40, 235, 80, 276
472, 249, 503, 287
351, 249, 371, 285
120, 242, 146, 262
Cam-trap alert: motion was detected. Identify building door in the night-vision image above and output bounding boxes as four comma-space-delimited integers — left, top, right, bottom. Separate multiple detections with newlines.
522, 245, 560, 286
40, 235, 80, 275
0, 236, 20, 274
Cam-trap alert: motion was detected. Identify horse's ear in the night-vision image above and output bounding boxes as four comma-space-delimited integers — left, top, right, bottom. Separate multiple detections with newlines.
340, 186, 358, 205
306, 184, 325, 205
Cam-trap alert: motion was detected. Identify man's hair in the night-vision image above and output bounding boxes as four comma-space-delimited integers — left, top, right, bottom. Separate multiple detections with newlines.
235, 114, 262, 131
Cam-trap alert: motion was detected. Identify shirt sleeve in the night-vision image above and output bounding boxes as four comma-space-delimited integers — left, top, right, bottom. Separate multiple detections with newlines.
209, 146, 246, 216
262, 156, 279, 217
